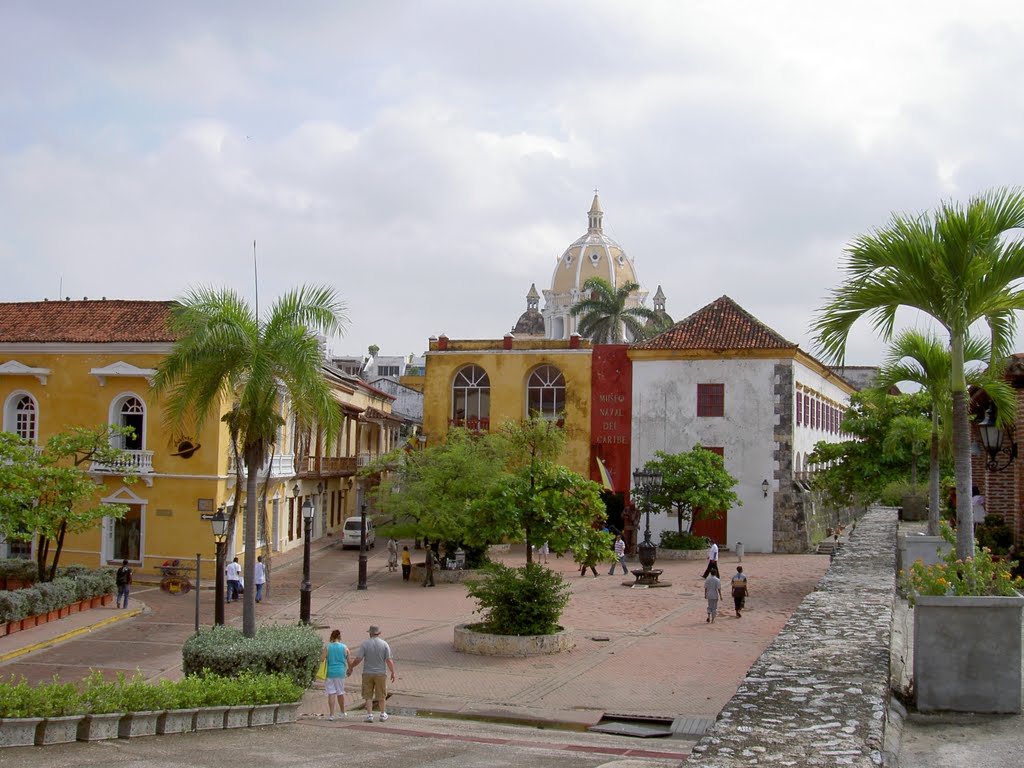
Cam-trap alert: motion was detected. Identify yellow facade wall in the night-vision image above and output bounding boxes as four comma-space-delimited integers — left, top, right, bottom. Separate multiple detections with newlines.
422, 341, 593, 474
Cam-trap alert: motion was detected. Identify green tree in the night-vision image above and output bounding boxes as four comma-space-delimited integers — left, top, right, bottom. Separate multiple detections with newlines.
0, 426, 134, 581
153, 285, 348, 637
476, 419, 610, 564
812, 187, 1024, 559
569, 277, 658, 343
642, 447, 741, 533
874, 330, 999, 535
882, 415, 930, 487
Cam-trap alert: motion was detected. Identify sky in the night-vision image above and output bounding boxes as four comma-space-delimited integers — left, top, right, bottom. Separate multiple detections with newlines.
3, 1, 1024, 366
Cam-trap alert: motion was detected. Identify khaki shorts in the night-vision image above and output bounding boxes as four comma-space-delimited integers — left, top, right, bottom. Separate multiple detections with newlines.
361, 673, 387, 702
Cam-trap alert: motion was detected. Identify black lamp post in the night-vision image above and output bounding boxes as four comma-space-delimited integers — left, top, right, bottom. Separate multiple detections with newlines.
632, 467, 664, 583
299, 496, 314, 624
357, 503, 368, 591
211, 505, 228, 626
977, 407, 1018, 472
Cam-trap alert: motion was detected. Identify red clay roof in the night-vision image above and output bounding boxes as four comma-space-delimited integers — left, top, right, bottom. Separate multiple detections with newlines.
0, 300, 177, 343
633, 295, 796, 351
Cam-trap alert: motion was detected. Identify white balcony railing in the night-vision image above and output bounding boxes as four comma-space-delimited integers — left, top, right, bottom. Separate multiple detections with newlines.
90, 450, 155, 474
228, 453, 296, 478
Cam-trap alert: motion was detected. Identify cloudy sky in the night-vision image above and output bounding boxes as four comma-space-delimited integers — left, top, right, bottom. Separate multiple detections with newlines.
2, 1, 1023, 366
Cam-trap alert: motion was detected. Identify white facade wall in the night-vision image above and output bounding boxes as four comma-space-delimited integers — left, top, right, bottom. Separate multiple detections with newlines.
792, 364, 853, 478
631, 357, 783, 553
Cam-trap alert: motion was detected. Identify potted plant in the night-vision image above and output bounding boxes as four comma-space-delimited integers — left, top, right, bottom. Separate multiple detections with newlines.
0, 676, 43, 747
902, 523, 1024, 713
116, 673, 167, 738
155, 680, 198, 735
77, 671, 125, 741
32, 678, 85, 745
457, 563, 574, 656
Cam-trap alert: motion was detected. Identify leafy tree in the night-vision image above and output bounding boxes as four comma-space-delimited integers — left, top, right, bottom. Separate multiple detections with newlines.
569, 277, 658, 343
0, 426, 134, 581
813, 187, 1024, 559
882, 415, 930, 487
641, 447, 740, 533
873, 330, 999, 535
808, 390, 935, 508
153, 285, 348, 637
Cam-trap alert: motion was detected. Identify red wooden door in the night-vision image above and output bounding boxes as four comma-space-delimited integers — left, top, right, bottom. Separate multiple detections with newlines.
691, 445, 728, 545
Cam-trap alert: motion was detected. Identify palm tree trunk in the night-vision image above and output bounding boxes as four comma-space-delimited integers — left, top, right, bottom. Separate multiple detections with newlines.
242, 442, 263, 637
928, 415, 940, 537
950, 335, 975, 560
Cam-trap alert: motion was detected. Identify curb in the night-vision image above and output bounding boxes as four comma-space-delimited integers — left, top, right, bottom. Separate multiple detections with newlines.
0, 607, 144, 663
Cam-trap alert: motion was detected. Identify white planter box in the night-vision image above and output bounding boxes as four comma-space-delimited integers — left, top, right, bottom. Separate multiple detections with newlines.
915, 593, 1024, 713
77, 712, 122, 741
224, 705, 252, 729
118, 710, 160, 738
0, 717, 44, 748
249, 704, 278, 727
194, 706, 228, 731
156, 708, 197, 735
36, 715, 84, 745
275, 702, 301, 724
898, 534, 952, 572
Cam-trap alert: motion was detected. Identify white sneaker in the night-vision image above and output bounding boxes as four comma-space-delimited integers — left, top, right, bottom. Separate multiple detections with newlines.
327, 715, 334, 721
379, 712, 389, 721
365, 714, 374, 722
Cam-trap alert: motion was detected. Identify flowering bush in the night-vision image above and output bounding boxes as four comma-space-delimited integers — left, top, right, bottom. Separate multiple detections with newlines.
900, 521, 1024, 605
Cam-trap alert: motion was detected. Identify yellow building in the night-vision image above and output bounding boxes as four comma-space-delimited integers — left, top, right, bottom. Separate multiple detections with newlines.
418, 335, 593, 474
0, 300, 398, 576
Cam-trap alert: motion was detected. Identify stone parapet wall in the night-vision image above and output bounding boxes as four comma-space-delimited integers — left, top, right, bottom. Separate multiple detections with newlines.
689, 507, 896, 767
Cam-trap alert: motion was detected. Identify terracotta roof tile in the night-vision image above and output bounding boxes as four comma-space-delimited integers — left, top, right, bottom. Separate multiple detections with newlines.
0, 300, 177, 343
633, 295, 796, 351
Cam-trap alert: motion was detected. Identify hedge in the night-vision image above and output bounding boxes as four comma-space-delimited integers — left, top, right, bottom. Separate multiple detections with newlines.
182, 624, 322, 688
0, 569, 116, 622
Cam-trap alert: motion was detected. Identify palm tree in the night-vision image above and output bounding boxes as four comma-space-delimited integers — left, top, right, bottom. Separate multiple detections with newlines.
153, 285, 348, 636
570, 277, 657, 343
813, 187, 1024, 559
874, 330, 999, 536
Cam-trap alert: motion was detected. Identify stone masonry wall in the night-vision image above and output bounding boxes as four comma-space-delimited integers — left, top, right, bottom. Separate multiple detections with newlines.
688, 507, 896, 767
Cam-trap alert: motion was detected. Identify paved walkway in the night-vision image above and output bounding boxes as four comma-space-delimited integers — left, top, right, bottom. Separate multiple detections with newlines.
1, 543, 828, 734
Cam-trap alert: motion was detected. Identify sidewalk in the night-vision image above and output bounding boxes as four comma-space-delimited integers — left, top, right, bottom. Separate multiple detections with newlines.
1, 543, 828, 737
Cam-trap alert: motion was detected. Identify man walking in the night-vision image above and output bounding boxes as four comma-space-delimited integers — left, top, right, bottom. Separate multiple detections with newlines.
701, 541, 719, 578
115, 559, 132, 609
254, 555, 267, 603
704, 570, 722, 623
226, 556, 242, 602
349, 625, 396, 722
422, 545, 436, 587
731, 565, 748, 618
608, 534, 628, 575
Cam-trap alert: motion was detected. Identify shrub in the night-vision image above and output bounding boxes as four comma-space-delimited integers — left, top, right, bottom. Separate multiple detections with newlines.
72, 570, 116, 601
900, 523, 1024, 606
0, 558, 37, 583
465, 562, 570, 636
977, 515, 1014, 555
34, 578, 77, 613
181, 624, 322, 687
27, 677, 83, 717
0, 676, 34, 718
0, 590, 30, 623
879, 480, 928, 507
659, 530, 711, 550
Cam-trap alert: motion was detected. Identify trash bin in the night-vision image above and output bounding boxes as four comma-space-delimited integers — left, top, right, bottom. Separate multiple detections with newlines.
735, 542, 744, 562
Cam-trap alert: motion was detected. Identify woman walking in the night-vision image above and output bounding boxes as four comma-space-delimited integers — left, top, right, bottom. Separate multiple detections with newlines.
322, 629, 350, 720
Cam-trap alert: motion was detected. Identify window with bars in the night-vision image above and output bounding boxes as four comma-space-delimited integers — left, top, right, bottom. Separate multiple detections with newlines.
526, 364, 566, 421
14, 394, 37, 442
697, 383, 724, 417
451, 365, 491, 428
796, 392, 803, 426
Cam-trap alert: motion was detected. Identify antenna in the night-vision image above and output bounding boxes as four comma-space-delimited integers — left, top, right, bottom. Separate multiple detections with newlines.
253, 240, 259, 317
58, 276, 62, 300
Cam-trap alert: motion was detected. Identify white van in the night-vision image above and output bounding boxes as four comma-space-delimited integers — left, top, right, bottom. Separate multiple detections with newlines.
341, 516, 376, 549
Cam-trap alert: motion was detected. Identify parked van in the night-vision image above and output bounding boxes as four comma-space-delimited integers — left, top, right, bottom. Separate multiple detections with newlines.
341, 516, 376, 549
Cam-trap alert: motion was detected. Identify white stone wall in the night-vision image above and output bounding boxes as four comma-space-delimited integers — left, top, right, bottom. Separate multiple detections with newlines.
631, 357, 781, 553
793, 363, 853, 475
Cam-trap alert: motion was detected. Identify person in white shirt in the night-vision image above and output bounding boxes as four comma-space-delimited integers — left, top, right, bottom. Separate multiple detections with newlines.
254, 555, 267, 603
226, 557, 242, 602
972, 485, 987, 531
702, 541, 720, 578
608, 535, 628, 575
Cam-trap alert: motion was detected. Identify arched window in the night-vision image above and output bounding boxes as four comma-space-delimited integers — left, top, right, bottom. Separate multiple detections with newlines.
112, 394, 145, 450
526, 365, 565, 421
5, 393, 38, 442
451, 365, 490, 430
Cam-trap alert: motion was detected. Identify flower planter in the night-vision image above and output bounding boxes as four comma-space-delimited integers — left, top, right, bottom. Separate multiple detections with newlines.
0, 717, 44, 747
249, 704, 278, 727
194, 706, 229, 731
224, 705, 252, 729
46, 609, 60, 623
0, 622, 7, 638
6, 621, 21, 635
915, 593, 1024, 713
274, 702, 301, 724
101, 594, 113, 607
77, 712, 123, 741
20, 615, 38, 630
58, 606, 70, 619
89, 597, 102, 609
453, 623, 575, 657
117, 710, 161, 738
156, 708, 197, 735
898, 534, 952, 572
36, 715, 85, 745
655, 547, 709, 560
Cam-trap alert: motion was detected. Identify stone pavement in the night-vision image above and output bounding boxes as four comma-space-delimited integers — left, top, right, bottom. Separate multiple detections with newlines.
1, 542, 828, 739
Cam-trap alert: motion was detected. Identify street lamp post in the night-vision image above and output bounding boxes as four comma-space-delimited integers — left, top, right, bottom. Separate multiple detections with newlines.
210, 506, 228, 626
357, 503, 368, 590
631, 467, 665, 586
299, 497, 314, 624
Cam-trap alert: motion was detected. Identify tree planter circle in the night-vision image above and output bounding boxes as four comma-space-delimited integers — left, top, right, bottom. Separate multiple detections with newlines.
656, 547, 710, 561
453, 623, 574, 656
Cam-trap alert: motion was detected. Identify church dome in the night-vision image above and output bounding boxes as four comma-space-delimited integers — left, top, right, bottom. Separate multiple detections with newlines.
512, 283, 545, 337
549, 193, 638, 296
